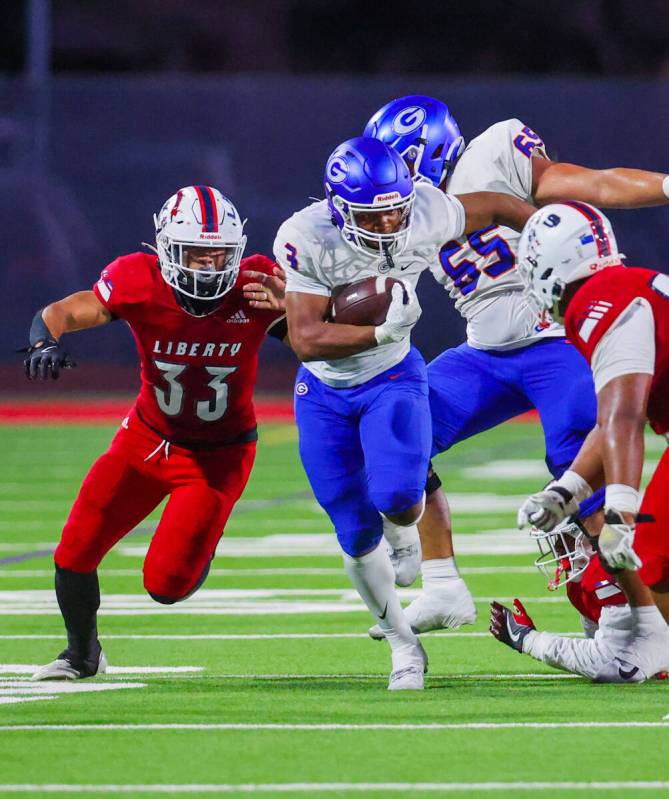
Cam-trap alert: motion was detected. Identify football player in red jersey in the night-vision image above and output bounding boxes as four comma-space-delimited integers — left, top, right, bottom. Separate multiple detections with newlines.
491, 518, 669, 682
24, 186, 287, 680
516, 201, 669, 634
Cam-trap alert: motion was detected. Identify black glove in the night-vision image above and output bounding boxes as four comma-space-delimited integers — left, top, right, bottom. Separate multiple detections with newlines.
24, 338, 76, 380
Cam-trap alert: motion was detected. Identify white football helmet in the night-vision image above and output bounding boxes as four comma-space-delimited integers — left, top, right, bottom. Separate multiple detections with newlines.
153, 186, 246, 304
531, 518, 593, 591
518, 202, 623, 321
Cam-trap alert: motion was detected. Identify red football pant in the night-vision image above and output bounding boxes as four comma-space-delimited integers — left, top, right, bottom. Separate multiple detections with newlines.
636, 446, 669, 588
55, 416, 256, 601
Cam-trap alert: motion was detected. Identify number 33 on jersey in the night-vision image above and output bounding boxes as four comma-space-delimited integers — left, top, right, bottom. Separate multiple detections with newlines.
93, 251, 285, 445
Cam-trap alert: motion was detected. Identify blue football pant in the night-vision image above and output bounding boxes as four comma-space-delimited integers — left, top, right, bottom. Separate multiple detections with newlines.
428, 338, 603, 517
294, 349, 432, 557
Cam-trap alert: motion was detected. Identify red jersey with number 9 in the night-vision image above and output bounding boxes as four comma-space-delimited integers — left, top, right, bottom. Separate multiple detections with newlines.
564, 266, 669, 435
92, 252, 285, 445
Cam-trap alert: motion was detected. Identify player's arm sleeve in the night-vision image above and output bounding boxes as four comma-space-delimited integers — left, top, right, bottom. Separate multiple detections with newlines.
421, 184, 466, 245
494, 119, 548, 200
591, 300, 656, 393
273, 225, 330, 297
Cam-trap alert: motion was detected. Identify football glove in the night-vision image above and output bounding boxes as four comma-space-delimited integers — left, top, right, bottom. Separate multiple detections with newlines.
597, 509, 641, 572
490, 599, 536, 654
23, 338, 76, 381
374, 282, 421, 345
517, 486, 580, 531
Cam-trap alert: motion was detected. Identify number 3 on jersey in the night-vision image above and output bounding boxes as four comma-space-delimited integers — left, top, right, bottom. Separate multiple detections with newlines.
154, 361, 238, 422
439, 226, 515, 296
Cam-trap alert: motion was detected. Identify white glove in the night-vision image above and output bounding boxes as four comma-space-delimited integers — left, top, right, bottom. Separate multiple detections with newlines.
598, 509, 642, 571
517, 486, 580, 531
374, 283, 421, 345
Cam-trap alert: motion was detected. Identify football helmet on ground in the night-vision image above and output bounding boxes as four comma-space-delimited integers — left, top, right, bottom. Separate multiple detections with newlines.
364, 95, 464, 187
518, 202, 623, 321
153, 186, 246, 312
531, 517, 593, 590
324, 137, 415, 260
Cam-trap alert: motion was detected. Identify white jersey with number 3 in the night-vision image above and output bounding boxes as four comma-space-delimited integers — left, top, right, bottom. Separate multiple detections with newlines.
432, 118, 563, 351
274, 182, 465, 386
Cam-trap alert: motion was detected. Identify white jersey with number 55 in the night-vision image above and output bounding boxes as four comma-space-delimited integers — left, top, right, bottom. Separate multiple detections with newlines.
432, 118, 563, 351
275, 182, 465, 387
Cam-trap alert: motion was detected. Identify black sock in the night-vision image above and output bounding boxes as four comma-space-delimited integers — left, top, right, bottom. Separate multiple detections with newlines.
54, 564, 101, 668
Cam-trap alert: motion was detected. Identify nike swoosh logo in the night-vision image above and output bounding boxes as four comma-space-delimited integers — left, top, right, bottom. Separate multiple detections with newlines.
378, 603, 388, 621
400, 262, 417, 271
618, 665, 639, 680
506, 615, 521, 643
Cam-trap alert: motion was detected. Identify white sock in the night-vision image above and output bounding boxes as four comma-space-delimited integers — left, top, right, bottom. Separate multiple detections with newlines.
381, 492, 425, 548
343, 546, 417, 661
421, 557, 461, 591
630, 604, 668, 635
382, 517, 418, 549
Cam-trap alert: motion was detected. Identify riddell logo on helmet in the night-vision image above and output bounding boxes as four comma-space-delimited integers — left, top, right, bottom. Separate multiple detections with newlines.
373, 192, 401, 204
199, 233, 222, 240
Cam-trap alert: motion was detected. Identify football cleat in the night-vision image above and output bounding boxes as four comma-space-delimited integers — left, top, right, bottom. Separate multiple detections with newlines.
387, 535, 422, 588
31, 649, 108, 681
388, 640, 428, 691
368, 578, 477, 639
490, 599, 536, 653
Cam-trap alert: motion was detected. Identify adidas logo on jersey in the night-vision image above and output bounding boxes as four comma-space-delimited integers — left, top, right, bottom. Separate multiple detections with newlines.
578, 300, 613, 343
227, 310, 250, 324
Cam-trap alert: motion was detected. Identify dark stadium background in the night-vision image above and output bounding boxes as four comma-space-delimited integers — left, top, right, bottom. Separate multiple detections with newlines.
1, 0, 667, 398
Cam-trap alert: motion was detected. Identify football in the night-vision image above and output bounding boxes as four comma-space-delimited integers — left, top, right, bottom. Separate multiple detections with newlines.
329, 276, 405, 326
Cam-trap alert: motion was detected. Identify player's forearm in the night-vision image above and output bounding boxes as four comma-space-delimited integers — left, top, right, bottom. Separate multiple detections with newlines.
459, 192, 535, 235
289, 320, 377, 361
569, 427, 606, 491
534, 163, 669, 209
41, 292, 112, 339
600, 414, 645, 491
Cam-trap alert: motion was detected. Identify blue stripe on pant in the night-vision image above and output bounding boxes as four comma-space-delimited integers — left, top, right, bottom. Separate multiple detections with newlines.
294, 347, 432, 557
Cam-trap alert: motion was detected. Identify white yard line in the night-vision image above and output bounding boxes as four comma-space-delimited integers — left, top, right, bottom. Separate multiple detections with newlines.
0, 719, 667, 732
0, 631, 523, 641
0, 784, 668, 794
0, 666, 202, 675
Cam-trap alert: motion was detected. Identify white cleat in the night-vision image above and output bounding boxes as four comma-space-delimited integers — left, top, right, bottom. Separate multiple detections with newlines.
31, 650, 108, 681
388, 640, 428, 691
369, 578, 477, 639
386, 530, 422, 587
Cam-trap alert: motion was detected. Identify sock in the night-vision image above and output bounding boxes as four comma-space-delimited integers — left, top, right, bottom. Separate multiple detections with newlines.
382, 517, 417, 549
342, 546, 418, 664
630, 604, 668, 636
55, 565, 101, 665
421, 557, 461, 590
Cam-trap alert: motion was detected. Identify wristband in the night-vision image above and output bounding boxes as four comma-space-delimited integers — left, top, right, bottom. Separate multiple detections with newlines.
605, 483, 639, 514
556, 470, 593, 502
29, 309, 55, 347
663, 175, 669, 200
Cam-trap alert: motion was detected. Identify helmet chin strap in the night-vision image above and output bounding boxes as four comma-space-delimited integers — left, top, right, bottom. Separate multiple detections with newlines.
382, 242, 396, 271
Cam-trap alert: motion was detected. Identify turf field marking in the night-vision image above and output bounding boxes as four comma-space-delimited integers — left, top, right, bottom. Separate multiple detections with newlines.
464, 459, 659, 481
0, 588, 568, 616
0, 680, 146, 705
0, 566, 538, 578
3, 720, 669, 732
119, 531, 537, 558
1, 783, 669, 794
0, 631, 525, 640
0, 665, 202, 675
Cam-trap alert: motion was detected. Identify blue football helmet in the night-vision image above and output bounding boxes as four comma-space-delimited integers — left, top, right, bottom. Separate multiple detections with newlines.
364, 95, 465, 187
324, 136, 415, 258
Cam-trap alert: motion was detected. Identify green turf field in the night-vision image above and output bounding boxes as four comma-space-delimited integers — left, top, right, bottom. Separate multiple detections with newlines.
1, 421, 667, 798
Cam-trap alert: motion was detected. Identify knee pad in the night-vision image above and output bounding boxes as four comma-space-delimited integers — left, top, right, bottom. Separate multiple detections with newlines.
146, 558, 212, 605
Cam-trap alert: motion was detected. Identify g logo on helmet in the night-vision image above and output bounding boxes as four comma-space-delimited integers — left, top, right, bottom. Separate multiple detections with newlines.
392, 106, 427, 136
326, 156, 349, 184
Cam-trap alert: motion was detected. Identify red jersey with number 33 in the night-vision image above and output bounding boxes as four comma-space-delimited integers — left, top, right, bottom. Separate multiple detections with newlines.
92, 252, 284, 445
564, 266, 669, 435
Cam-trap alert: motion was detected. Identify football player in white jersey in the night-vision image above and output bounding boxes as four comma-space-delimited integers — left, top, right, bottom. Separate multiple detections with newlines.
274, 136, 533, 689
365, 95, 669, 637
490, 518, 669, 683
